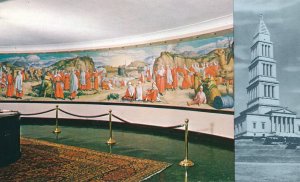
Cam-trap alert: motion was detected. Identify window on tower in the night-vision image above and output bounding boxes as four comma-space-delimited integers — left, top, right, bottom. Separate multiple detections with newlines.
253, 122, 256, 129
262, 122, 265, 129
265, 45, 267, 57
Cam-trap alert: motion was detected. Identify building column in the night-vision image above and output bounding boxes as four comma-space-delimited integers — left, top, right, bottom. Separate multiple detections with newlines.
292, 118, 294, 133
288, 118, 291, 133
270, 116, 273, 133
279, 117, 281, 132
283, 117, 286, 133
274, 116, 277, 132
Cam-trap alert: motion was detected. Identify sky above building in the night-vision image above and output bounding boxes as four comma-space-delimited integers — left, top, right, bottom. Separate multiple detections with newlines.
235, 0, 300, 116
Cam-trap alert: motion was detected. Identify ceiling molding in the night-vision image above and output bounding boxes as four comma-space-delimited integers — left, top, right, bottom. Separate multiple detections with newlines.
0, 14, 233, 54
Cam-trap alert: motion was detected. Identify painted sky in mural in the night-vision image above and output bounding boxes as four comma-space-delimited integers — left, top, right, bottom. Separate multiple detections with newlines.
0, 33, 233, 111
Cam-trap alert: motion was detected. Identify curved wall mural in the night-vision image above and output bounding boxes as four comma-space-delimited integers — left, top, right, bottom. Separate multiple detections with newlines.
0, 31, 233, 111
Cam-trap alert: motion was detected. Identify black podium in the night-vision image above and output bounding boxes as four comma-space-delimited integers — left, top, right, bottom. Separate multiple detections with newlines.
0, 110, 21, 167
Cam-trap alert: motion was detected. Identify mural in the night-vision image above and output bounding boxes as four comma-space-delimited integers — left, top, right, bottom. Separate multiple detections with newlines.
0, 33, 234, 110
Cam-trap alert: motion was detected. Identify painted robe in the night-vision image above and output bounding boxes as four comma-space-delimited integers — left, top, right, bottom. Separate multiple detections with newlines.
93, 71, 99, 90
156, 67, 165, 94
6, 73, 14, 97
15, 73, 23, 98
122, 85, 136, 100
54, 75, 64, 99
86, 71, 92, 90
80, 71, 86, 90
165, 67, 173, 89
70, 72, 78, 99
64, 73, 70, 90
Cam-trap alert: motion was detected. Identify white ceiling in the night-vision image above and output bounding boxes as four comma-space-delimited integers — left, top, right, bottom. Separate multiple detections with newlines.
0, 0, 233, 52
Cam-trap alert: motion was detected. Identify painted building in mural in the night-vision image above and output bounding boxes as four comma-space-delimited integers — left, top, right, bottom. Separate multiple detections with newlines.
235, 15, 300, 138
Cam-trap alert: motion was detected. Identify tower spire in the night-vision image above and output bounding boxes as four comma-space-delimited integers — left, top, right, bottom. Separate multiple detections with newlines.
247, 15, 279, 114
254, 14, 270, 37
259, 14, 263, 21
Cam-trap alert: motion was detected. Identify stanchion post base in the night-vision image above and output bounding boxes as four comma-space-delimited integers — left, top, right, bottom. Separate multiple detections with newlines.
179, 159, 194, 167
52, 128, 61, 134
106, 138, 116, 145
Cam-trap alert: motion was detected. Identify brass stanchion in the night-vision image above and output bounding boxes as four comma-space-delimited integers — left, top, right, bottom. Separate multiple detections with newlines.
106, 109, 116, 145
184, 167, 188, 182
52, 105, 61, 139
179, 119, 194, 167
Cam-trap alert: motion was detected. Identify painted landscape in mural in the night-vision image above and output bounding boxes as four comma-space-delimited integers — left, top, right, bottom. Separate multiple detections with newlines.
0, 33, 233, 110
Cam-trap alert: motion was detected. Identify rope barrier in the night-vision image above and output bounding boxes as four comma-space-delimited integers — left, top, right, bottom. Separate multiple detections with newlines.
111, 114, 132, 124
17, 106, 194, 167
162, 124, 185, 129
58, 108, 109, 118
112, 113, 184, 129
20, 108, 56, 116
19, 107, 184, 129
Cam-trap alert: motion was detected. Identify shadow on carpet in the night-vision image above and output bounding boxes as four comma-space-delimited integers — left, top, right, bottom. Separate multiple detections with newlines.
0, 138, 171, 181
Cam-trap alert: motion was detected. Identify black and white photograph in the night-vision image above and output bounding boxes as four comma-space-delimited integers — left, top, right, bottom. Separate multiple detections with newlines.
234, 0, 300, 181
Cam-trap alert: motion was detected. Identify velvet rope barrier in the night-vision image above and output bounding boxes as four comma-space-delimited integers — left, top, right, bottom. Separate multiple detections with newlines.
111, 113, 184, 129
19, 108, 56, 116
58, 108, 109, 118
161, 124, 185, 129
111, 114, 132, 124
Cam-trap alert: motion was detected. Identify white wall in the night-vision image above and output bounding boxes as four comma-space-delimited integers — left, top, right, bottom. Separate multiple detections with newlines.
1, 102, 234, 139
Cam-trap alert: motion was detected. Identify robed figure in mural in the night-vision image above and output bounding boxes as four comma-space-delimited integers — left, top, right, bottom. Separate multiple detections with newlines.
122, 82, 136, 101
146, 66, 152, 82
86, 69, 92, 90
187, 85, 206, 106
80, 69, 86, 90
54, 71, 64, 99
181, 64, 192, 89
15, 71, 23, 99
136, 81, 144, 101
145, 81, 160, 102
165, 65, 173, 90
189, 64, 196, 89
93, 69, 99, 90
64, 71, 70, 91
6, 71, 14, 98
69, 69, 78, 100
156, 65, 166, 95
